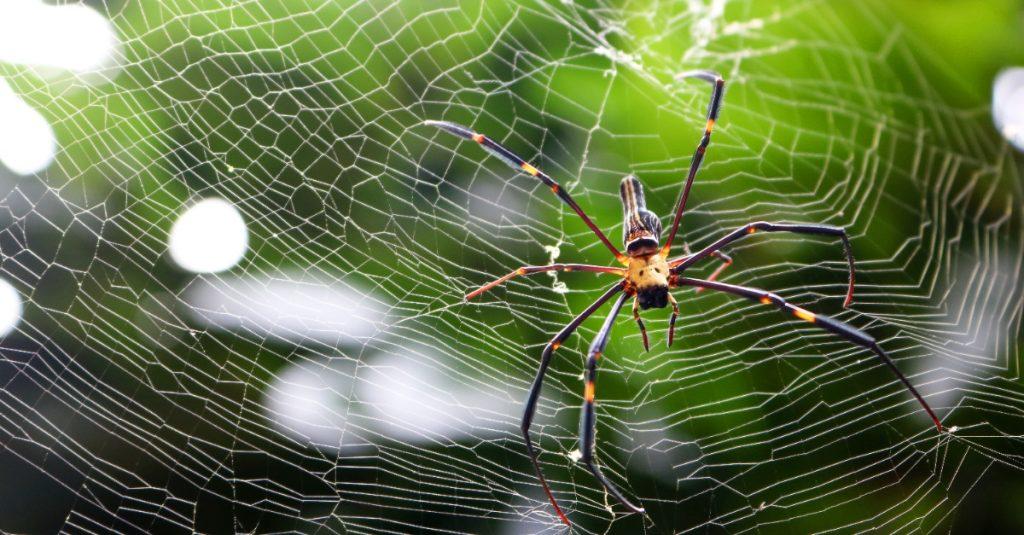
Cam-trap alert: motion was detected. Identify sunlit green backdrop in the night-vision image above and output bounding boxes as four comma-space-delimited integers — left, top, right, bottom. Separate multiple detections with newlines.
1, 1, 1022, 533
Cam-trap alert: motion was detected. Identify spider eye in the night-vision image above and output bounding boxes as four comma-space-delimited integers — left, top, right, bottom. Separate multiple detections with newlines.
639, 269, 645, 275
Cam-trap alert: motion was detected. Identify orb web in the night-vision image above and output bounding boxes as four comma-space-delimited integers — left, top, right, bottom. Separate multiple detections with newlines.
0, 1, 1021, 534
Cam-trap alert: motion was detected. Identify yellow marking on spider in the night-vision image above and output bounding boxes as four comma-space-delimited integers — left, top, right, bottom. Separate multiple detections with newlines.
747, 226, 757, 234
584, 381, 595, 402
593, 351, 602, 360
551, 341, 561, 350
472, 133, 485, 143
521, 162, 540, 176
760, 296, 771, 304
792, 306, 816, 323
706, 118, 716, 130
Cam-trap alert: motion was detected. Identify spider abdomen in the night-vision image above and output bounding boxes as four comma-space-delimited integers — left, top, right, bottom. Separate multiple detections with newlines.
620, 175, 662, 255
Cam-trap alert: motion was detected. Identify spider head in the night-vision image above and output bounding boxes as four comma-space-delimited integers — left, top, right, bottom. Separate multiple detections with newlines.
636, 285, 669, 309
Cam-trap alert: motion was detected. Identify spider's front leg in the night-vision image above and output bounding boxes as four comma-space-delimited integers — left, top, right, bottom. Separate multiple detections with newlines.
661, 70, 726, 254
424, 119, 629, 264
631, 296, 650, 352
629, 292, 680, 350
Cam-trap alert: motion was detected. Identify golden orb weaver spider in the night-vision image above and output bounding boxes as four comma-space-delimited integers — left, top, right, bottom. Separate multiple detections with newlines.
424, 70, 945, 527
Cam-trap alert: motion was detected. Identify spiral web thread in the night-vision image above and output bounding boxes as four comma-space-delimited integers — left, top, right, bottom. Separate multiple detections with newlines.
0, 1, 1021, 533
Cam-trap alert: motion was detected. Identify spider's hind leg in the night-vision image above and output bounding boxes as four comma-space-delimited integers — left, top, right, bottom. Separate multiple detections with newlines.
579, 293, 646, 514
521, 282, 625, 527
697, 251, 733, 291
674, 222, 856, 307
674, 276, 945, 432
678, 243, 733, 292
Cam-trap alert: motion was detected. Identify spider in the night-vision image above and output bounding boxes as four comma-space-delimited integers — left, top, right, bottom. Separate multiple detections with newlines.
424, 70, 945, 527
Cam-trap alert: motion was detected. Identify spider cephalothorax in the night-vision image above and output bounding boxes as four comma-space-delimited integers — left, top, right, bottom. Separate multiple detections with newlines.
626, 252, 670, 311
424, 69, 946, 528
626, 253, 670, 309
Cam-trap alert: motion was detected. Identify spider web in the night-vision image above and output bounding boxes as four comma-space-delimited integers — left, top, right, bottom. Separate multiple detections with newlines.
1, 1, 1022, 533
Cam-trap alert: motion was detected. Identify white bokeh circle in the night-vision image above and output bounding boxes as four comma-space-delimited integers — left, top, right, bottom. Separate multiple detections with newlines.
168, 198, 249, 273
0, 79, 55, 175
993, 68, 1024, 152
0, 0, 116, 72
0, 278, 23, 337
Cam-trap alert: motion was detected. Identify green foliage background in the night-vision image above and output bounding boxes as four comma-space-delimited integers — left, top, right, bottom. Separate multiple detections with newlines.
0, 0, 1022, 533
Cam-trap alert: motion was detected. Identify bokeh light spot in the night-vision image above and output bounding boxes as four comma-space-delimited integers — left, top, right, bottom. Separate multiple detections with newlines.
0, 0, 116, 72
0, 79, 55, 175
169, 198, 249, 273
993, 68, 1024, 151
0, 278, 23, 337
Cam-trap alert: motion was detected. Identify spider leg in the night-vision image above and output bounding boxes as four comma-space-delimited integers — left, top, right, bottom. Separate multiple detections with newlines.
674, 276, 945, 432
522, 282, 625, 527
466, 263, 624, 300
579, 292, 646, 514
672, 222, 856, 307
678, 244, 734, 293
697, 251, 733, 291
667, 293, 680, 346
631, 297, 650, 352
424, 120, 628, 264
662, 70, 726, 256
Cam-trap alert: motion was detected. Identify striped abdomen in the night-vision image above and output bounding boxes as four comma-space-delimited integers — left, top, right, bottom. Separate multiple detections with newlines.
619, 175, 662, 256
